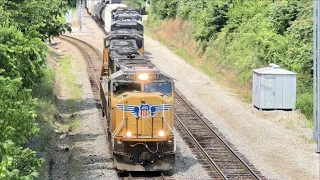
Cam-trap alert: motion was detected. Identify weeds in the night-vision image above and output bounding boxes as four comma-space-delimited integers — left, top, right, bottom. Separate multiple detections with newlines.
59, 55, 81, 113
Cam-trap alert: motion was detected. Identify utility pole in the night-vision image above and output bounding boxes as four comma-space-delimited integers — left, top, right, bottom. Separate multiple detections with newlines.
313, 0, 320, 153
77, 0, 83, 32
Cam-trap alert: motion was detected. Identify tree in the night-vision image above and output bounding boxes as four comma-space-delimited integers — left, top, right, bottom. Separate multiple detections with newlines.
0, 76, 39, 144
0, 141, 43, 179
1, 0, 71, 42
150, 0, 178, 19
0, 26, 47, 88
125, 0, 146, 13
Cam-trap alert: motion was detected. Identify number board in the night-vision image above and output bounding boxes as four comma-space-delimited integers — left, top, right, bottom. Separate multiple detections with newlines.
123, 74, 161, 80
124, 74, 136, 80
149, 74, 161, 80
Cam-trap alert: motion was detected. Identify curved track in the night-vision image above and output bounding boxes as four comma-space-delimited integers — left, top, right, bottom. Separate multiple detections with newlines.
174, 90, 263, 180
58, 35, 102, 103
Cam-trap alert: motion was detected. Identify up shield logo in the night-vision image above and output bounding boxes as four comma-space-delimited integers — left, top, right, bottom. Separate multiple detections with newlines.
116, 104, 171, 118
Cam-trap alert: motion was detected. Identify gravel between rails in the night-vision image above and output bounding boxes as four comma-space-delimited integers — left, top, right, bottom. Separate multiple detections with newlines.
66, 11, 212, 180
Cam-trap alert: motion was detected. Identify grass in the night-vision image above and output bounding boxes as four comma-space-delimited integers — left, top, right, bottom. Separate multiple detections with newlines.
32, 65, 58, 179
33, 47, 84, 179
59, 55, 81, 113
174, 48, 196, 64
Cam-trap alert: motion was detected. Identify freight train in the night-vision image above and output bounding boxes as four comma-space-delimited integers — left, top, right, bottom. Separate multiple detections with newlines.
85, 0, 176, 172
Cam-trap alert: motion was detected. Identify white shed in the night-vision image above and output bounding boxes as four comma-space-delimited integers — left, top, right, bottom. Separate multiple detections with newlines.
252, 64, 297, 110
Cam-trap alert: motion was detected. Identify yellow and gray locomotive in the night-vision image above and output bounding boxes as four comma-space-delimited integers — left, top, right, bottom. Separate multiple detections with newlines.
99, 7, 175, 171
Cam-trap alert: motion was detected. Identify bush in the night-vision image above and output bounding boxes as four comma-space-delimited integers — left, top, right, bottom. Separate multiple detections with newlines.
296, 92, 313, 119
0, 26, 47, 89
0, 76, 39, 144
0, 141, 43, 179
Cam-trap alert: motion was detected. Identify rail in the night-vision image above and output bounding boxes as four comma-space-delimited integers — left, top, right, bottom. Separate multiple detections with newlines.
174, 90, 262, 180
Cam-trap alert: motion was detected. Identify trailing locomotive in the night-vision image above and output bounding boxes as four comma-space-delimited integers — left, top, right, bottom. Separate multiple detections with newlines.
93, 2, 176, 172
86, 0, 142, 33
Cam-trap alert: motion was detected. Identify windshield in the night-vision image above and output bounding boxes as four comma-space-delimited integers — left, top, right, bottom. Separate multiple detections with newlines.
144, 82, 172, 96
114, 82, 141, 96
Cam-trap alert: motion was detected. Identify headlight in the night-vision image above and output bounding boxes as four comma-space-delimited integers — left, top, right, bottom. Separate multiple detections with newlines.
126, 131, 132, 137
138, 73, 148, 80
158, 130, 164, 137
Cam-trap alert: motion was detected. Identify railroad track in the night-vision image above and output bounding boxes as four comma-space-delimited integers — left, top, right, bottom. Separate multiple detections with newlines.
174, 90, 263, 180
58, 35, 103, 104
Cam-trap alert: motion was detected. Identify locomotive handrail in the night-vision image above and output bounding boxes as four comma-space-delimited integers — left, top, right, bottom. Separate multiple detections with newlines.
112, 116, 175, 138
112, 119, 125, 137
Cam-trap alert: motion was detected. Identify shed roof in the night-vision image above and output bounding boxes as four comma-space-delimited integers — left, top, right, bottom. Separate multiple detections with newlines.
253, 64, 297, 75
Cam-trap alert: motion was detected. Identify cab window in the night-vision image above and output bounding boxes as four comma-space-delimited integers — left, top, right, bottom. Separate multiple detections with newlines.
144, 82, 172, 96
114, 82, 141, 96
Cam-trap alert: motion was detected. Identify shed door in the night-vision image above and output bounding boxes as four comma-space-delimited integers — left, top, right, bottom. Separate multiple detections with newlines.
264, 77, 275, 108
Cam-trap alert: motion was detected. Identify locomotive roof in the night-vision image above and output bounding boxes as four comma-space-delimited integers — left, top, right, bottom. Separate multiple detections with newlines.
114, 13, 142, 21
110, 29, 143, 36
111, 20, 143, 32
109, 39, 138, 50
109, 67, 173, 82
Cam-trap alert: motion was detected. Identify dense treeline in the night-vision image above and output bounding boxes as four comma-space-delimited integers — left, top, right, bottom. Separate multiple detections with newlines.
0, 0, 71, 179
148, 0, 313, 117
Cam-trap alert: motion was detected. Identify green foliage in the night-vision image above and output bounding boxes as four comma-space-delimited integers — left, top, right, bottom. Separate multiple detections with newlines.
150, 0, 178, 19
270, 1, 299, 35
178, 0, 230, 42
148, 0, 314, 117
205, 1, 288, 83
0, 141, 43, 180
1, 0, 71, 42
66, 0, 76, 8
0, 0, 72, 179
0, 26, 47, 89
0, 76, 39, 144
124, 0, 146, 13
285, 1, 313, 93
297, 92, 313, 119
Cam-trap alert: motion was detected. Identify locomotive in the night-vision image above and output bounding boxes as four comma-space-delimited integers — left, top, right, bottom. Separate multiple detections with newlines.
88, 0, 141, 33
85, 0, 176, 172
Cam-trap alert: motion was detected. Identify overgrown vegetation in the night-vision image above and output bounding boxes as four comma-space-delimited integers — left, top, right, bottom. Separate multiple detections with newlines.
0, 0, 71, 179
147, 0, 313, 118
